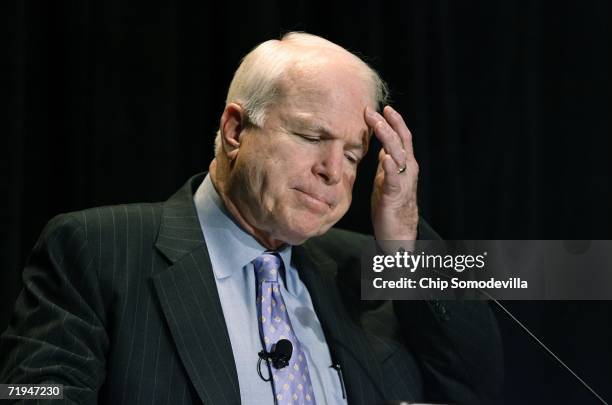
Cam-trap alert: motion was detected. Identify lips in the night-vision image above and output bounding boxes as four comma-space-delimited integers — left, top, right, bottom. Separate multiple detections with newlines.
293, 188, 334, 209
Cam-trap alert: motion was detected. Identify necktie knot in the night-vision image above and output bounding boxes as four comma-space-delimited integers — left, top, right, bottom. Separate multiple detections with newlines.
253, 252, 282, 283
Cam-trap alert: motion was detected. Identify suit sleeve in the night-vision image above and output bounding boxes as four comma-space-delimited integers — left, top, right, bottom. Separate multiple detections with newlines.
0, 214, 108, 404
394, 217, 504, 404
394, 299, 503, 404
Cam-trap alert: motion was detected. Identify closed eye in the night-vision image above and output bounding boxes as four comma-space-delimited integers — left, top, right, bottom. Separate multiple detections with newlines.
345, 154, 358, 165
294, 132, 360, 165
295, 133, 321, 143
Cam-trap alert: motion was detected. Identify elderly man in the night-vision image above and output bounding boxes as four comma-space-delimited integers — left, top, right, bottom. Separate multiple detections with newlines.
0, 33, 502, 404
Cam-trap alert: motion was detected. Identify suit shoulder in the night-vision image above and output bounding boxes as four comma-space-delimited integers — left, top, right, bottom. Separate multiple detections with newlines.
46, 202, 162, 238
80, 202, 163, 227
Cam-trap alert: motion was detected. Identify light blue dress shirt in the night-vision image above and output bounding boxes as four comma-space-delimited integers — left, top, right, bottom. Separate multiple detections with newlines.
193, 174, 347, 405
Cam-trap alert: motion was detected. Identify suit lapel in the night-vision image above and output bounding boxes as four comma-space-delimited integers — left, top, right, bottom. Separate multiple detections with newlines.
293, 245, 386, 405
149, 173, 387, 404
152, 174, 241, 405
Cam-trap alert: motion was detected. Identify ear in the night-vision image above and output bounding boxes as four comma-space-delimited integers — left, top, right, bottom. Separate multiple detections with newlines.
219, 103, 247, 161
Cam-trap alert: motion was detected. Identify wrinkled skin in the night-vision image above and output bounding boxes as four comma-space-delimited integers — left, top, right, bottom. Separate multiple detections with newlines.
211, 53, 418, 249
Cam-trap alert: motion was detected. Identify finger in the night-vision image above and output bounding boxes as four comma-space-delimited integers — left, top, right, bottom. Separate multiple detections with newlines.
375, 148, 386, 178
366, 108, 406, 167
380, 146, 418, 179
365, 107, 407, 169
381, 154, 402, 190
377, 149, 401, 186
383, 106, 415, 161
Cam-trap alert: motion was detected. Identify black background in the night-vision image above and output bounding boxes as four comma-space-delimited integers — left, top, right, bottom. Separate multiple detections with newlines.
3, 1, 611, 403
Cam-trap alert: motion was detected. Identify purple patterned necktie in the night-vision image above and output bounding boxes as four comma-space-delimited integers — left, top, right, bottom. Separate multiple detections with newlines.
253, 252, 317, 405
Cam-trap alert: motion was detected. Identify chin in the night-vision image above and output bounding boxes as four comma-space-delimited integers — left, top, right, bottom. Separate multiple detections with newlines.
270, 206, 341, 245
280, 220, 334, 245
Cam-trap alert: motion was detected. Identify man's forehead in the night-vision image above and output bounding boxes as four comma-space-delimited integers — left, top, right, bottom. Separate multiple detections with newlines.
279, 71, 375, 126
275, 59, 375, 149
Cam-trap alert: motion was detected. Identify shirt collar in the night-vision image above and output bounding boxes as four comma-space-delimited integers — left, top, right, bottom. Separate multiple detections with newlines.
193, 174, 299, 295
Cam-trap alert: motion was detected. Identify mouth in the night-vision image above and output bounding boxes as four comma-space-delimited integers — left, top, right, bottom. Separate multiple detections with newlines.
293, 188, 333, 210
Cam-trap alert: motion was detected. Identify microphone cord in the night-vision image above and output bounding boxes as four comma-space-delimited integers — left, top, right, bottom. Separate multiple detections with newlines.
257, 351, 272, 382
480, 289, 609, 405
329, 337, 388, 403
421, 263, 608, 404
336, 291, 609, 403
256, 351, 278, 405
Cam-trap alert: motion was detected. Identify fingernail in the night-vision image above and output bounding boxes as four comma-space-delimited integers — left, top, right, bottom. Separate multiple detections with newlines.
365, 107, 376, 118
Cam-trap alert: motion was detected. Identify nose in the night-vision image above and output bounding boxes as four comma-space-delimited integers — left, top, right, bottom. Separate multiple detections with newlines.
313, 144, 343, 185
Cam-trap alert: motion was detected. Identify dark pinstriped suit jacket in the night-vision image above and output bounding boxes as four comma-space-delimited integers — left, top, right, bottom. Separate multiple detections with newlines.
0, 173, 502, 404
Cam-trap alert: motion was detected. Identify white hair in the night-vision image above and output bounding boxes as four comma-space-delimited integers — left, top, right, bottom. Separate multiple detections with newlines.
214, 32, 389, 155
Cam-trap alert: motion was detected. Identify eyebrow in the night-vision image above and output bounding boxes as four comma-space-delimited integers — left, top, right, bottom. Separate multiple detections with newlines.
289, 116, 369, 154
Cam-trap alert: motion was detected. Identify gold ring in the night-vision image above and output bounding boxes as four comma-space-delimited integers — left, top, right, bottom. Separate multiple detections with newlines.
397, 165, 407, 174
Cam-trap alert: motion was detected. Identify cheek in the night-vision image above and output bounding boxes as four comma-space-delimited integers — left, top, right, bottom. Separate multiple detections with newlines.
332, 172, 356, 214
233, 154, 273, 210
342, 171, 356, 197
252, 157, 294, 211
